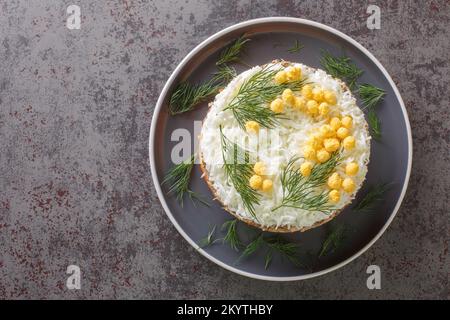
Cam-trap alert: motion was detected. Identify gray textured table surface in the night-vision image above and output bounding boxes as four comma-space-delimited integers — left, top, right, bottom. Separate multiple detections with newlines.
0, 0, 449, 299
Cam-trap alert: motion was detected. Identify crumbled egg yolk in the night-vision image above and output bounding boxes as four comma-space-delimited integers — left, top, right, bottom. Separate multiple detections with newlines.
327, 172, 342, 189
274, 71, 287, 84
303, 145, 316, 160
314, 130, 326, 141
336, 127, 350, 139
320, 124, 336, 138
323, 116, 331, 124
294, 96, 306, 111
306, 100, 319, 115
245, 120, 260, 134
253, 161, 266, 175
270, 98, 284, 113
342, 177, 356, 193
323, 138, 340, 152
286, 66, 302, 81
312, 87, 324, 102
329, 117, 342, 131
249, 175, 263, 190
318, 102, 330, 116
300, 162, 313, 177
324, 90, 337, 105
262, 179, 273, 192
341, 116, 353, 129
345, 162, 359, 176
329, 189, 341, 203
301, 84, 313, 99
249, 162, 273, 193
316, 148, 331, 163
268, 77, 359, 199
282, 89, 295, 106
307, 135, 323, 150
343, 135, 356, 150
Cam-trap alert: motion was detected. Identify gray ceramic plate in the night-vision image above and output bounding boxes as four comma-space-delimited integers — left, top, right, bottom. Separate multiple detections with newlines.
149, 18, 412, 280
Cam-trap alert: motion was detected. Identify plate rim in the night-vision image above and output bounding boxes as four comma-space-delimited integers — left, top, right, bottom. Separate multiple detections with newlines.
148, 17, 413, 281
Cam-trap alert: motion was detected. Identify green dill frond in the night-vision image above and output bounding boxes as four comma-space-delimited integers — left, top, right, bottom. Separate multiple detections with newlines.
319, 224, 346, 257
199, 225, 219, 248
264, 237, 302, 268
287, 40, 304, 53
272, 152, 341, 213
169, 80, 220, 115
354, 183, 391, 212
237, 233, 305, 269
308, 152, 342, 187
221, 219, 242, 251
212, 64, 237, 83
220, 127, 260, 218
359, 83, 385, 140
320, 50, 363, 89
264, 251, 273, 270
224, 66, 306, 129
239, 233, 264, 261
368, 110, 382, 140
162, 154, 208, 207
216, 35, 250, 66
358, 83, 386, 111
169, 36, 248, 115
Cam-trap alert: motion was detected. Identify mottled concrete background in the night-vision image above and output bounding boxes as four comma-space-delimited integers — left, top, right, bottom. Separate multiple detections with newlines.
0, 0, 448, 299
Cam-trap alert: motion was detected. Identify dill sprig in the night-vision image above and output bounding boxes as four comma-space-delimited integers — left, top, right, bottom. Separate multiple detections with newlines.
199, 225, 219, 248
216, 35, 250, 66
220, 127, 260, 218
272, 153, 341, 213
224, 66, 306, 129
320, 50, 363, 89
221, 219, 242, 251
319, 224, 346, 257
238, 233, 303, 269
169, 79, 220, 115
200, 219, 307, 270
213, 64, 237, 83
239, 233, 264, 261
354, 183, 391, 212
264, 250, 273, 269
368, 110, 382, 140
287, 40, 304, 53
358, 83, 385, 140
162, 154, 208, 207
169, 36, 248, 115
264, 237, 302, 269
359, 83, 386, 111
